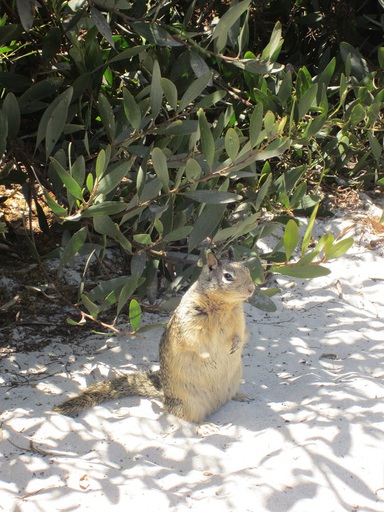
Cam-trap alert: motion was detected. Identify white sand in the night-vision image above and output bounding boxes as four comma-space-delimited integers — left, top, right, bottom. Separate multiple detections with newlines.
1, 197, 384, 512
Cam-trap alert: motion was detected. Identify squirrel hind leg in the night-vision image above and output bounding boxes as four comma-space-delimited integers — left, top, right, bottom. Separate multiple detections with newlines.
163, 396, 187, 419
163, 395, 209, 424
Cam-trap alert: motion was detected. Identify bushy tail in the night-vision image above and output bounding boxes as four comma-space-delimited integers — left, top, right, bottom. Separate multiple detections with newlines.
53, 370, 163, 416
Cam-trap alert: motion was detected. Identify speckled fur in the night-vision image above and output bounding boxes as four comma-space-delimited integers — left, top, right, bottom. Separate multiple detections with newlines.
54, 252, 255, 422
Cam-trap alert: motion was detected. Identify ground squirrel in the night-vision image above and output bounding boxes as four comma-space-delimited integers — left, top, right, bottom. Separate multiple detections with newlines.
54, 249, 255, 423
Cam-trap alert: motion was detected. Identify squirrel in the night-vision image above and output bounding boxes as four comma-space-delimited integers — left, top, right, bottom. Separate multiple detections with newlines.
53, 249, 255, 423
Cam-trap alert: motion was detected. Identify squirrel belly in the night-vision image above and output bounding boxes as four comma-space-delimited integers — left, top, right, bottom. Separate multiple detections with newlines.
159, 289, 248, 423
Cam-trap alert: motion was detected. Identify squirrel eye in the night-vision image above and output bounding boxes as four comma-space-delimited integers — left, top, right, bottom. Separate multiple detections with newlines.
223, 272, 234, 282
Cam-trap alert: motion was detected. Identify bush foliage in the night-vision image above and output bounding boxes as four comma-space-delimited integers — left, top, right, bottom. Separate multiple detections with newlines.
0, 0, 382, 330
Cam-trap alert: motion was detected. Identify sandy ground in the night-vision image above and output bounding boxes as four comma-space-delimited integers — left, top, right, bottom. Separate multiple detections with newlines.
1, 196, 384, 512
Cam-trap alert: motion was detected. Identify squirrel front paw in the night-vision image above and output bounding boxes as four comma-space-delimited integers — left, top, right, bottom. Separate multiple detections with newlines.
230, 335, 243, 354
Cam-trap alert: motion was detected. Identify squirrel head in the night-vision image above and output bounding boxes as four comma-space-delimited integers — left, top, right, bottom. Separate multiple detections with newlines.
197, 250, 255, 302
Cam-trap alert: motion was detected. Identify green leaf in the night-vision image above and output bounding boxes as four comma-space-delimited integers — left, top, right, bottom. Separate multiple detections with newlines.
131, 253, 146, 276
284, 219, 299, 261
93, 215, 132, 251
261, 21, 283, 61
97, 158, 133, 197
325, 238, 354, 260
107, 45, 149, 65
368, 133, 382, 160
255, 173, 272, 211
157, 120, 198, 135
213, 213, 259, 243
316, 57, 336, 97
212, 0, 251, 54
290, 182, 307, 209
298, 84, 318, 120
133, 233, 152, 245
250, 103, 263, 148
35, 87, 73, 160
80, 293, 100, 318
254, 138, 290, 162
43, 189, 67, 216
302, 113, 326, 139
0, 72, 31, 93
185, 158, 202, 180
2, 92, 20, 139
236, 57, 284, 75
190, 51, 211, 77
296, 249, 320, 266
296, 67, 313, 99
249, 287, 277, 312
71, 155, 85, 190
50, 157, 84, 201
161, 78, 178, 111
98, 92, 116, 141
178, 72, 212, 113
379, 47, 384, 71
86, 276, 128, 305
150, 60, 162, 121
340, 42, 369, 81
0, 24, 20, 46
154, 219, 163, 236
273, 264, 331, 279
81, 201, 127, 217
116, 275, 139, 317
66, 317, 87, 326
0, 111, 7, 157
183, 190, 242, 204
16, 0, 36, 32
274, 165, 307, 195
95, 149, 107, 179
197, 108, 215, 169
18, 77, 62, 111
139, 177, 163, 203
264, 110, 276, 137
123, 87, 142, 131
348, 103, 366, 128
188, 203, 226, 252
301, 202, 319, 256
196, 90, 227, 109
129, 299, 142, 331
163, 226, 193, 242
315, 233, 334, 253
132, 22, 183, 47
277, 71, 292, 106
136, 322, 167, 334
90, 6, 115, 48
151, 147, 169, 191
225, 128, 240, 162
86, 173, 94, 193
61, 226, 88, 267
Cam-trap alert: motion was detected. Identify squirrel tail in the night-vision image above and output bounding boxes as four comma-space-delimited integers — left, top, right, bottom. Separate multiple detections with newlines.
53, 370, 163, 416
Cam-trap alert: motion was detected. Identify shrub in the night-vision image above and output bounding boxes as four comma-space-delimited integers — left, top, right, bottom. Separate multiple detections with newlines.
3, 0, 379, 331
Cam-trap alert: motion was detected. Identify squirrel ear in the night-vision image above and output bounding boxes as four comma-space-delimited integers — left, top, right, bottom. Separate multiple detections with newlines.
228, 246, 235, 261
207, 251, 219, 270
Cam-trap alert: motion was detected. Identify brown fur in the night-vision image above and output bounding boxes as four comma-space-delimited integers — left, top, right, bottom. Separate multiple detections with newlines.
54, 252, 255, 422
